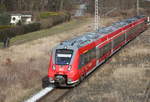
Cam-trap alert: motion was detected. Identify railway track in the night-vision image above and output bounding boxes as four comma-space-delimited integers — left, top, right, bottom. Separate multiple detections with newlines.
38, 88, 71, 102
24, 87, 54, 102
24, 58, 109, 102
24, 83, 72, 102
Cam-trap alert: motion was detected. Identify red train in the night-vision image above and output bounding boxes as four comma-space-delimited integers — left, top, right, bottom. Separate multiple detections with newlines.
43, 15, 148, 87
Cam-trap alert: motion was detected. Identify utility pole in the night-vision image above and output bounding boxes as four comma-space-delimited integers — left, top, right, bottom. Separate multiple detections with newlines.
137, 0, 139, 15
94, 0, 99, 31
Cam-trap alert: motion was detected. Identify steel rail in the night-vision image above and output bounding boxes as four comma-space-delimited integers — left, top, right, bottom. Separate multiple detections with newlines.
24, 87, 54, 102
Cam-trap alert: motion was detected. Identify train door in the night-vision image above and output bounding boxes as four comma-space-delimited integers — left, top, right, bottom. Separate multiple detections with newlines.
111, 38, 114, 55
78, 54, 87, 77
88, 48, 96, 72
96, 46, 100, 66
83, 52, 90, 73
79, 48, 97, 76
125, 30, 127, 43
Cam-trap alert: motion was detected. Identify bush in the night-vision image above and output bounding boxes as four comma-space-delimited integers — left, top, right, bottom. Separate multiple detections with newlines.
40, 12, 71, 29
39, 12, 71, 20
39, 18, 53, 29
39, 12, 59, 19
23, 23, 41, 34
0, 12, 10, 25
0, 25, 13, 30
0, 23, 41, 42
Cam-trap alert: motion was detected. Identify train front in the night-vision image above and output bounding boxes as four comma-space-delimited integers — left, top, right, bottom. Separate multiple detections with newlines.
48, 47, 80, 87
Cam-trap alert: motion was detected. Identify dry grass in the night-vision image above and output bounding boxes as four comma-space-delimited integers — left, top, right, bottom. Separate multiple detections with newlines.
0, 17, 119, 102
62, 26, 150, 102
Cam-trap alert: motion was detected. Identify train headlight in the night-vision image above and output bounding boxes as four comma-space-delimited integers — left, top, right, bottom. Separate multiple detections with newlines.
68, 78, 72, 82
67, 65, 72, 71
52, 65, 56, 70
49, 77, 53, 81
49, 77, 54, 83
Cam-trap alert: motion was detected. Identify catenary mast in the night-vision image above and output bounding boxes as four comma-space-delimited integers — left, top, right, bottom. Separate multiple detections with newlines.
94, 0, 99, 30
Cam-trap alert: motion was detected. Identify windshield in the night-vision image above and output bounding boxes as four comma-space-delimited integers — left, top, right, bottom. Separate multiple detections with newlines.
55, 49, 73, 65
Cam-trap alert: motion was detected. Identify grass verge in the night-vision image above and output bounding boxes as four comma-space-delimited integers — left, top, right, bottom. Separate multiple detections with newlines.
0, 18, 89, 48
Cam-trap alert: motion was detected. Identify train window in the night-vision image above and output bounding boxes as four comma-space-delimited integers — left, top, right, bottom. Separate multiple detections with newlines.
127, 29, 133, 38
55, 49, 73, 65
127, 22, 145, 37
96, 48, 100, 59
136, 24, 141, 31
142, 22, 145, 27
103, 43, 111, 54
99, 48, 103, 58
91, 48, 96, 60
78, 52, 89, 69
144, 19, 147, 24
136, 24, 140, 30
97, 42, 111, 59
79, 54, 85, 69
113, 34, 125, 48
89, 50, 93, 61
78, 48, 96, 69
84, 52, 89, 64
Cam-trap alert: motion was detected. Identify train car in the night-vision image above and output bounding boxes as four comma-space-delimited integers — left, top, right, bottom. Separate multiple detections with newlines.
43, 15, 148, 87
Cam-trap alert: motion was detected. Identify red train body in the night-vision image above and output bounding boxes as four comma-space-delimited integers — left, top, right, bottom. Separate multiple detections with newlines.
46, 16, 148, 87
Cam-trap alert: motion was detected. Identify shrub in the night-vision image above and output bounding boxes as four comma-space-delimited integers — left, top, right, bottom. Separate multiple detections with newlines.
39, 12, 60, 19
0, 12, 10, 25
39, 18, 53, 29
39, 12, 71, 20
23, 23, 41, 34
0, 23, 41, 42
39, 12, 71, 29
0, 4, 6, 12
0, 25, 13, 30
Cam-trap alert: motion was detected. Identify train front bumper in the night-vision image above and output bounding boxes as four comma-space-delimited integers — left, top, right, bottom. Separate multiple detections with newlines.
49, 76, 79, 87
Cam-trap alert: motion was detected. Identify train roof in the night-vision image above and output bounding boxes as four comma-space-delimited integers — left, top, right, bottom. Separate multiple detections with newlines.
58, 32, 102, 48
56, 15, 146, 49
